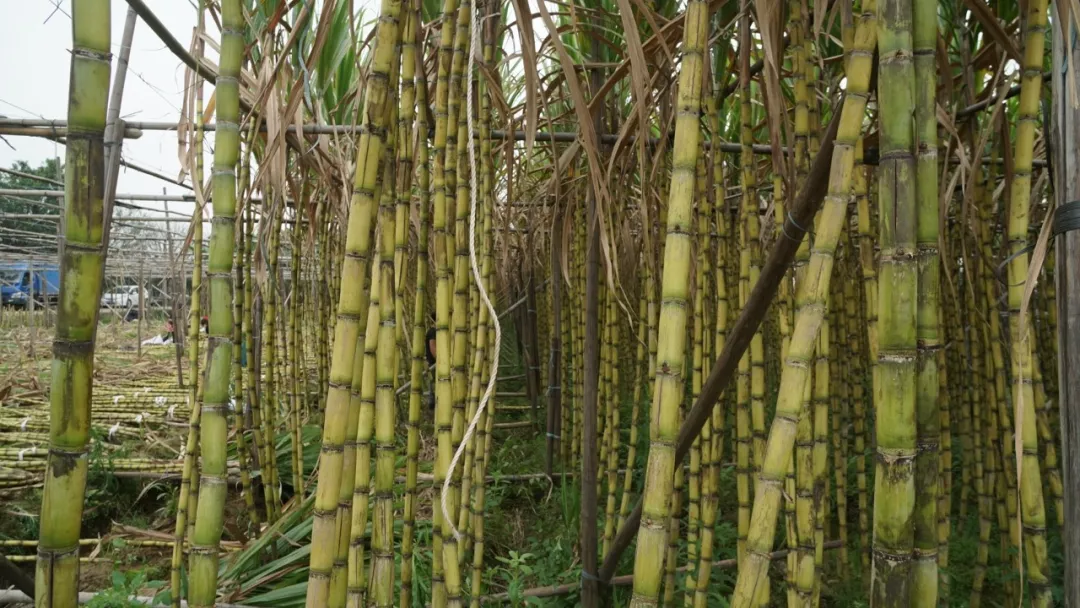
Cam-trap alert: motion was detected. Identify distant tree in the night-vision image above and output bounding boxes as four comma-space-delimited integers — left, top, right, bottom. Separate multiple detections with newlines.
0, 159, 63, 254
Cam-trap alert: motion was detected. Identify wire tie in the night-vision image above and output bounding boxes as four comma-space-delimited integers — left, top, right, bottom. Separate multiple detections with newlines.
994, 243, 1036, 286
19, 417, 30, 431
580, 570, 602, 586
113, 395, 123, 404
546, 433, 561, 439
788, 211, 814, 236
108, 422, 121, 440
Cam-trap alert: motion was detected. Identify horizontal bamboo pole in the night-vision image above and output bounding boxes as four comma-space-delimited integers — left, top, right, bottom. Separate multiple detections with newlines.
2, 214, 210, 223
0, 188, 270, 204
0, 119, 784, 154
0, 125, 143, 139
492, 421, 535, 429
4, 81, 1048, 149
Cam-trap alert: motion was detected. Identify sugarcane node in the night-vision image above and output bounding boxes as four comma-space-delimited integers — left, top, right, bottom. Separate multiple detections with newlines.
72, 46, 112, 62
36, 544, 81, 558
52, 339, 95, 356
871, 547, 913, 564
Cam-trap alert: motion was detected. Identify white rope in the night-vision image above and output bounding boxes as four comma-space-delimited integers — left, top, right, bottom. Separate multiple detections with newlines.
440, 0, 500, 541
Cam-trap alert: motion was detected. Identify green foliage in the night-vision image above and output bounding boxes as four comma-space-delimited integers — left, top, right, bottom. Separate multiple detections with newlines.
86, 569, 164, 608
493, 550, 536, 606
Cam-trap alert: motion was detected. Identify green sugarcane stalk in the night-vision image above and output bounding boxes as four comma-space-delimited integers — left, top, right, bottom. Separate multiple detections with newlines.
345, 259, 383, 608
872, 0, 919, 599
683, 153, 708, 604
853, 137, 873, 573
263, 201, 284, 522
400, 7, 428, 608
232, 121, 258, 530
911, 0, 939, 598
303, 0, 403, 598
734, 4, 754, 567
184, 2, 208, 550
169, 4, 207, 602
185, 2, 243, 604
243, 170, 272, 524
811, 288, 831, 604
1005, 0, 1052, 602
728, 0, 877, 603
370, 103, 402, 608
626, 0, 709, 601
289, 206, 304, 498
444, 1, 474, 596
32, 7, 111, 595
430, 0, 460, 600
348, 48, 401, 608
693, 85, 729, 608
617, 288, 648, 532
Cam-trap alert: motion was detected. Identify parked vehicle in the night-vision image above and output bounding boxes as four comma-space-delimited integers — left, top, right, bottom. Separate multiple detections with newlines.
0, 263, 61, 308
101, 285, 148, 309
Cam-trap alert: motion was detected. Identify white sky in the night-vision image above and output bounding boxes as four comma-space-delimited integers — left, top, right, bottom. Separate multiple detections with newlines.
1, 2, 207, 219
0, 0, 537, 226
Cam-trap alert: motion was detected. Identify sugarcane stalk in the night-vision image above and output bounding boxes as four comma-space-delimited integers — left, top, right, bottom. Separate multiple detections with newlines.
910, 0, 940, 597
345, 259, 383, 608
34, 7, 111, 603
187, 0, 242, 603
400, 9, 428, 607
289, 206, 304, 499
1005, 0, 1053, 601
626, 0, 709, 600
303, 0, 403, 598
232, 121, 258, 530
728, 0, 876, 602
431, 0, 460, 600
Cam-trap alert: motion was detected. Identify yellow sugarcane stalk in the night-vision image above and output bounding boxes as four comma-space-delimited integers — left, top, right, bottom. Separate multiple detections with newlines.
303, 0, 402, 600
728, 0, 876, 603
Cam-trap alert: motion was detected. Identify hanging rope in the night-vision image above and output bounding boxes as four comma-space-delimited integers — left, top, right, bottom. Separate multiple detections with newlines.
441, 0, 501, 540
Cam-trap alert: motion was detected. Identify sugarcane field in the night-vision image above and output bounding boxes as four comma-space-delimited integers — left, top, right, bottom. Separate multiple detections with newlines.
2, 0, 1080, 605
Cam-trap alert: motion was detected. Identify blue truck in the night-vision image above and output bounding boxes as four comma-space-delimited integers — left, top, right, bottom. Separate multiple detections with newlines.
1, 263, 61, 307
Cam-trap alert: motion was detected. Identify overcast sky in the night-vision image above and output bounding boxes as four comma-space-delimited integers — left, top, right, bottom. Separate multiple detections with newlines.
1, 0, 531, 226
0, 2, 211, 219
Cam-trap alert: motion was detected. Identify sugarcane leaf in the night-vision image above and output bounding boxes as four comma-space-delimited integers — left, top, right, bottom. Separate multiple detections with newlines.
509, 0, 540, 158
243, 581, 309, 606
